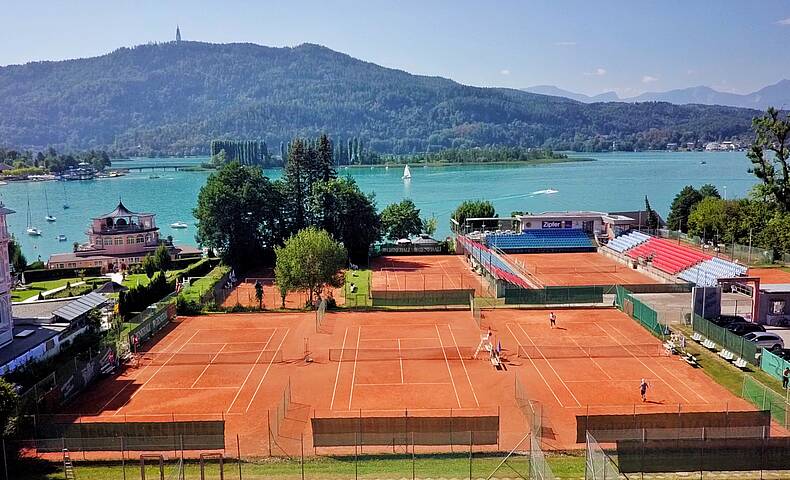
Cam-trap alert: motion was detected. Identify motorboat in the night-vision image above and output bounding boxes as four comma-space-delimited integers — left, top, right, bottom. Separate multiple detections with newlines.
45, 215, 56, 222
170, 221, 189, 229
57, 234, 67, 241
26, 227, 42, 236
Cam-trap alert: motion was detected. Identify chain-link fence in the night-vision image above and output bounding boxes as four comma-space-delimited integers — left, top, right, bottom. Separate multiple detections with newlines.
691, 313, 760, 365
649, 228, 775, 266
615, 286, 666, 340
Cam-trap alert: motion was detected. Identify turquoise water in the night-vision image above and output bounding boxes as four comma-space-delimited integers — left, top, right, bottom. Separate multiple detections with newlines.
0, 151, 756, 261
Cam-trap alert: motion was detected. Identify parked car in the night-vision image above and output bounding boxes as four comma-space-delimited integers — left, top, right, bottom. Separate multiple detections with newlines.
743, 332, 784, 351
773, 348, 790, 361
726, 322, 765, 336
711, 315, 746, 327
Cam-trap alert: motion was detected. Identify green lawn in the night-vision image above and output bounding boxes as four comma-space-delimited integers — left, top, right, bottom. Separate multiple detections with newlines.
344, 269, 372, 307
12, 277, 102, 302
179, 264, 231, 303
18, 452, 587, 480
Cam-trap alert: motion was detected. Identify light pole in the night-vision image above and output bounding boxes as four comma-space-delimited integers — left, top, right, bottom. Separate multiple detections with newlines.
747, 228, 753, 265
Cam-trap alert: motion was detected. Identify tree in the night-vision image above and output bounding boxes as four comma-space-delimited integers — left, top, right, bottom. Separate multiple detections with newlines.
8, 238, 26, 273
153, 244, 171, 272
309, 177, 380, 265
667, 186, 703, 232
142, 254, 156, 279
698, 184, 721, 199
450, 200, 496, 229
194, 161, 284, 268
644, 196, 659, 230
380, 200, 423, 240
254, 280, 263, 309
0, 378, 18, 437
275, 227, 347, 307
283, 139, 310, 232
748, 108, 790, 211
422, 214, 438, 236
687, 197, 729, 242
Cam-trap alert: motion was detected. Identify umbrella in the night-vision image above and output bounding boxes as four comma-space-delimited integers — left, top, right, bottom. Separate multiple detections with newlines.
94, 281, 129, 294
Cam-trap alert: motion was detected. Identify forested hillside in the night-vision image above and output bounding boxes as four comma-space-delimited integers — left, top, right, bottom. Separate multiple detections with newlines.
0, 41, 760, 155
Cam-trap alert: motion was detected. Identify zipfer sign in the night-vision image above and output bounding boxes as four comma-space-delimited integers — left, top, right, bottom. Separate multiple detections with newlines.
541, 220, 572, 229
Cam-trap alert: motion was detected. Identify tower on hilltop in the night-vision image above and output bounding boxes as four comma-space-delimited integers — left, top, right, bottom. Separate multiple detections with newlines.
176, 25, 181, 43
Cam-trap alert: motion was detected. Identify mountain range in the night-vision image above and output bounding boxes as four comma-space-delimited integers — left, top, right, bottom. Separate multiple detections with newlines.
523, 80, 790, 110
0, 41, 764, 155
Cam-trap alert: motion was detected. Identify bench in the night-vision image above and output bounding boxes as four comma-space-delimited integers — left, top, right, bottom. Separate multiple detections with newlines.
663, 341, 678, 355
683, 353, 700, 368
691, 332, 703, 343
734, 358, 749, 370
718, 349, 735, 362
702, 339, 717, 351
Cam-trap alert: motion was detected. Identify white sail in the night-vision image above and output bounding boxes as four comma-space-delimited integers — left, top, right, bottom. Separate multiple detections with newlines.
402, 165, 412, 180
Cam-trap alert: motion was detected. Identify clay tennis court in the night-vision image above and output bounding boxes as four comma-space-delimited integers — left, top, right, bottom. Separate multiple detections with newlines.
484, 308, 754, 448
747, 267, 790, 284
370, 255, 486, 294
504, 252, 659, 286
222, 274, 343, 309
64, 313, 307, 456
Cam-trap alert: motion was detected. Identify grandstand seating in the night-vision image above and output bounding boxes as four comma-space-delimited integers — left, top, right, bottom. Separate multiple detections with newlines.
678, 257, 747, 287
605, 231, 651, 253
626, 238, 710, 275
486, 229, 594, 252
456, 236, 532, 288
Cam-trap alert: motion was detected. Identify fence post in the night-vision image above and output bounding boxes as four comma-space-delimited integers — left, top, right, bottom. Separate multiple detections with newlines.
300, 433, 304, 480
354, 432, 358, 480
2, 438, 7, 480
120, 436, 126, 480
236, 434, 242, 480
411, 432, 415, 480
267, 411, 272, 457
468, 431, 473, 480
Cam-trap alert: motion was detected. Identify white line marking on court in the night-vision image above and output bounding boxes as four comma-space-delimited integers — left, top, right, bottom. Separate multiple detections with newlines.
112, 328, 202, 416
398, 339, 404, 384
347, 326, 362, 409
594, 323, 704, 402
146, 386, 238, 390
354, 382, 452, 386
329, 327, 349, 410
191, 343, 226, 388
567, 336, 612, 380
446, 324, 479, 406
227, 328, 277, 412
435, 324, 462, 408
244, 329, 290, 413
505, 323, 565, 407
361, 337, 437, 342
517, 323, 581, 407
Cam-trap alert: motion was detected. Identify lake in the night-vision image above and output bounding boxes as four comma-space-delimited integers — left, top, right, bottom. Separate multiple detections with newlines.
0, 151, 756, 262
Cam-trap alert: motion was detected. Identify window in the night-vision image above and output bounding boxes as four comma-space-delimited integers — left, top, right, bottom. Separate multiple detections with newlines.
136, 235, 144, 244
114, 238, 123, 246
126, 237, 134, 245
145, 234, 152, 243
104, 238, 112, 246
771, 300, 785, 315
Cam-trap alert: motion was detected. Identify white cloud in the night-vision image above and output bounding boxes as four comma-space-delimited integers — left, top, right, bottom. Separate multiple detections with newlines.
500, 69, 511, 76
584, 67, 607, 76
554, 41, 577, 46
776, 17, 790, 25
642, 75, 658, 84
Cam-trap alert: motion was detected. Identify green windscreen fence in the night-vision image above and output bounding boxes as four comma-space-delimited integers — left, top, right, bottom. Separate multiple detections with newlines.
742, 376, 790, 429
760, 347, 790, 383
691, 314, 760, 365
371, 289, 474, 307
504, 286, 605, 305
615, 286, 665, 339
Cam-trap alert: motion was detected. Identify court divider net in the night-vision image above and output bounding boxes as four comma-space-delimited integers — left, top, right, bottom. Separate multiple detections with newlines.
329, 346, 479, 362
518, 343, 665, 359
137, 350, 284, 366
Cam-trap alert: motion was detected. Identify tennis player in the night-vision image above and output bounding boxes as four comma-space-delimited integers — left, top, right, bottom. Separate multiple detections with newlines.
640, 378, 649, 402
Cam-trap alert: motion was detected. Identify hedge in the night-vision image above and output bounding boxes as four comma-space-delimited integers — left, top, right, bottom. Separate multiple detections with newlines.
22, 267, 103, 283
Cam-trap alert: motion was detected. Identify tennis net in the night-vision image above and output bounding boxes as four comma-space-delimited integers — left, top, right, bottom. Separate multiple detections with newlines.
329, 346, 478, 362
137, 350, 284, 366
518, 343, 664, 359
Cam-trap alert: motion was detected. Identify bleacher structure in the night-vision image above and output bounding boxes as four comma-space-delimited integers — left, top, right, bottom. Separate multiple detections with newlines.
456, 235, 535, 288
485, 229, 595, 253
605, 231, 650, 253
605, 232, 747, 287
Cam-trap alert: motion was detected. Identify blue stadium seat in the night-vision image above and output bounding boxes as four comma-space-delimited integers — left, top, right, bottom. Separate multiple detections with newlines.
485, 229, 594, 252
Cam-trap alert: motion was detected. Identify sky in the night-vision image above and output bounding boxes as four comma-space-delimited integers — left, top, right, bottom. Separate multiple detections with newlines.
1, 0, 789, 97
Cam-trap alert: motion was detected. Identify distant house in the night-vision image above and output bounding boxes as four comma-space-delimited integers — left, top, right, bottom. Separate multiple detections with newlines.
0, 164, 12, 173
609, 210, 667, 229
666, 143, 678, 151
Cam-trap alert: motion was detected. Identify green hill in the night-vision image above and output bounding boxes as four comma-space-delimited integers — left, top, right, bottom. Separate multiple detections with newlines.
0, 41, 760, 155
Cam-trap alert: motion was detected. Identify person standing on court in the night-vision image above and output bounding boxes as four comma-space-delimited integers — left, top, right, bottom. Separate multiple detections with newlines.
549, 312, 556, 329
783, 367, 790, 390
640, 378, 649, 402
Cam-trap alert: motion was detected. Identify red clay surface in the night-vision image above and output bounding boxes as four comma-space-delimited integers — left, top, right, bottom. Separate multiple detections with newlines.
370, 255, 487, 294
63, 304, 760, 456
483, 308, 754, 448
504, 252, 660, 287
747, 267, 790, 284
222, 273, 342, 309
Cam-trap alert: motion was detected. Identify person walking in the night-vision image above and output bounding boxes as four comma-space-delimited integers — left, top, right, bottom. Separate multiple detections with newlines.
783, 367, 790, 390
640, 378, 649, 402
549, 312, 556, 329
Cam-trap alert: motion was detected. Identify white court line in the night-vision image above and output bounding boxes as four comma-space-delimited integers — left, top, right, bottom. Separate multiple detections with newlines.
398, 339, 404, 384
599, 322, 707, 403
435, 324, 461, 408
446, 324, 479, 406
347, 327, 362, 409
190, 340, 279, 344
227, 328, 277, 411
244, 329, 291, 413
191, 343, 226, 388
361, 337, 437, 342
354, 382, 452, 386
567, 336, 613, 380
505, 323, 565, 407
517, 323, 581, 407
146, 386, 238, 390
112, 328, 202, 416
330, 328, 349, 410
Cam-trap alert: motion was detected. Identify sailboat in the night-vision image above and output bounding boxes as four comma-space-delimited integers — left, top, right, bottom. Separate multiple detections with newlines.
62, 183, 70, 209
25, 191, 41, 236
402, 165, 412, 180
44, 188, 56, 222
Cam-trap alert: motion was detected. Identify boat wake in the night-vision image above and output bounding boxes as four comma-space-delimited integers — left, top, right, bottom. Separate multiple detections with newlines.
530, 189, 559, 196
